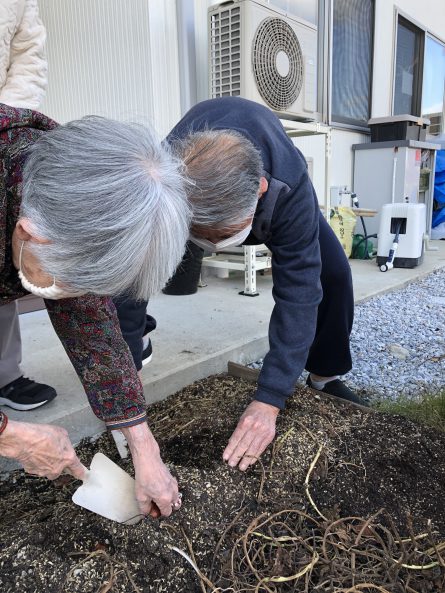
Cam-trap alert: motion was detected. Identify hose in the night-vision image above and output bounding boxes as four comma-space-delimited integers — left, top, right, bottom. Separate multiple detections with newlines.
351, 193, 376, 259
351, 233, 377, 259
380, 219, 403, 272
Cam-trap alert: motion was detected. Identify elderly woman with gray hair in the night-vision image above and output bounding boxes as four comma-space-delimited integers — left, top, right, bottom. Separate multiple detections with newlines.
0, 103, 189, 517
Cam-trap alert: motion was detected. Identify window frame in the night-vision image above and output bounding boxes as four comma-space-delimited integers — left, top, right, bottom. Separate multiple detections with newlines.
422, 33, 445, 134
318, 0, 329, 123
392, 14, 425, 117
392, 10, 445, 121
327, 0, 375, 132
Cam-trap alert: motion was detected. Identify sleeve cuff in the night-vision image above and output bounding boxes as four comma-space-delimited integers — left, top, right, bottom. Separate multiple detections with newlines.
0, 411, 8, 436
105, 412, 147, 431
254, 386, 288, 410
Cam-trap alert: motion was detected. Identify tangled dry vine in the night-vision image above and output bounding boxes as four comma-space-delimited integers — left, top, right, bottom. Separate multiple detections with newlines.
171, 447, 445, 593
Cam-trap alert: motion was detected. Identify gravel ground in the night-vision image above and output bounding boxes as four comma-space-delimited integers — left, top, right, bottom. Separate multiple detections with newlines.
249, 268, 445, 403
348, 267, 444, 402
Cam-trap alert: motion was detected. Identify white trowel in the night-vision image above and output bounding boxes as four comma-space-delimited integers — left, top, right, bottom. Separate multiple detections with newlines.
72, 452, 142, 525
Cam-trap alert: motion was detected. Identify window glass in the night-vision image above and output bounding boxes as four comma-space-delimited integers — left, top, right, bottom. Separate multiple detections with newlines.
422, 35, 445, 135
331, 0, 374, 127
394, 18, 424, 116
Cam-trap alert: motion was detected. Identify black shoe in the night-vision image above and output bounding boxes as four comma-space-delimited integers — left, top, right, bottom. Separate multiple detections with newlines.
0, 376, 57, 411
141, 338, 152, 366
306, 376, 368, 408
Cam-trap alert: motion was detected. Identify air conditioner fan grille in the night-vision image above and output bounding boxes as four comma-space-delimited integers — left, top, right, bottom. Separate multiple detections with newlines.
252, 17, 303, 110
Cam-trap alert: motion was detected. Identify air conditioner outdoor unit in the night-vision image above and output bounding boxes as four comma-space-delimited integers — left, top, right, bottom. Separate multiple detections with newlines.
208, 0, 318, 121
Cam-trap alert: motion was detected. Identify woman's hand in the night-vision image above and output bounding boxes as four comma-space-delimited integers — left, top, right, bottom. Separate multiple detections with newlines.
121, 422, 181, 518
0, 420, 86, 480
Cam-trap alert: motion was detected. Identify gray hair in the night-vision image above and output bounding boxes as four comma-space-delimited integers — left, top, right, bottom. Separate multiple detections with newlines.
21, 116, 191, 300
171, 129, 262, 229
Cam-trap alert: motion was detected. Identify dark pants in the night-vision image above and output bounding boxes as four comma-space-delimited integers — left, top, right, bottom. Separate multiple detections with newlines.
113, 296, 154, 371
305, 212, 354, 376
115, 212, 354, 376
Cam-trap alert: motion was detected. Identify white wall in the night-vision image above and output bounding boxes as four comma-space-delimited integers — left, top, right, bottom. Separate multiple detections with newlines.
193, 0, 214, 103
331, 130, 370, 190
372, 0, 445, 118
291, 129, 369, 202
292, 135, 326, 200
190, 0, 445, 200
39, 0, 443, 195
39, 0, 181, 137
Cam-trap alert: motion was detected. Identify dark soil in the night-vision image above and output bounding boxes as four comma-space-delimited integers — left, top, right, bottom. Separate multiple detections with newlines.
1, 374, 445, 592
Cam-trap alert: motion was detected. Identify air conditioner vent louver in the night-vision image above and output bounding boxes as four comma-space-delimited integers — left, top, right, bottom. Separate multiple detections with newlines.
252, 17, 303, 110
210, 7, 241, 97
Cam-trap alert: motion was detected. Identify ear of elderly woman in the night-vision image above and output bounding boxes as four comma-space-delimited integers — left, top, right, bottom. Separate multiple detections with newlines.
0, 104, 190, 517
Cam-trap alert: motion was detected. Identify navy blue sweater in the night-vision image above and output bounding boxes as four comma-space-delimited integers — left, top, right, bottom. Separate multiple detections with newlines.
168, 97, 322, 410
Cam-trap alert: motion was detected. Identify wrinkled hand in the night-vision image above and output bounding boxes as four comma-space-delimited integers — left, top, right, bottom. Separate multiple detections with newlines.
0, 420, 85, 480
122, 422, 181, 518
223, 401, 279, 471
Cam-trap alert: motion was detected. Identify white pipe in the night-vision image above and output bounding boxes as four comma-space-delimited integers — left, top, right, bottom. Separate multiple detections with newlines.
391, 152, 398, 204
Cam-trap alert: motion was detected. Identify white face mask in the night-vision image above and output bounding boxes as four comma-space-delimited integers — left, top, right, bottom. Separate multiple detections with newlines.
190, 223, 252, 252
18, 241, 83, 300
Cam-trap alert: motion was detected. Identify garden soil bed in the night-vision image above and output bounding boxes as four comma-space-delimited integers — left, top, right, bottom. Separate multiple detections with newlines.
1, 374, 445, 592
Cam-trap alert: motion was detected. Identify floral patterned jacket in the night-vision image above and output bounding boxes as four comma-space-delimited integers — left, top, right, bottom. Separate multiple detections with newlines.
0, 103, 147, 429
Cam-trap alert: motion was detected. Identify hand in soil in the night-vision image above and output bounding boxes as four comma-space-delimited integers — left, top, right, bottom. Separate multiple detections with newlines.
0, 420, 85, 480
223, 400, 279, 471
121, 422, 181, 517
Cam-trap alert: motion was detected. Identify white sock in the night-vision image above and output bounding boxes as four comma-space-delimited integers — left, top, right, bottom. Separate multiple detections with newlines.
142, 334, 150, 350
309, 374, 339, 390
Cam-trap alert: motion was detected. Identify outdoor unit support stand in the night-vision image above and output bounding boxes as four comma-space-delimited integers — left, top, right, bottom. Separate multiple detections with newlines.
240, 246, 260, 296
201, 246, 271, 295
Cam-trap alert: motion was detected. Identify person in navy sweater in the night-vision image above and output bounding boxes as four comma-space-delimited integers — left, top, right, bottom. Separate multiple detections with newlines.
116, 97, 365, 473
169, 97, 366, 468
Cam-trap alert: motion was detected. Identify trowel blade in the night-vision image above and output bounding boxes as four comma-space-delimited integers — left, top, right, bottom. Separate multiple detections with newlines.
72, 452, 142, 525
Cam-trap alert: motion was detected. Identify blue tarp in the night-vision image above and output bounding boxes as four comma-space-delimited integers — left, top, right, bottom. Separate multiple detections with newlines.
432, 149, 445, 228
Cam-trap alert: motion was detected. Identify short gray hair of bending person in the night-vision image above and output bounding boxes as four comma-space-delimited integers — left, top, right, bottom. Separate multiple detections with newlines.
171, 130, 262, 229
21, 116, 191, 300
